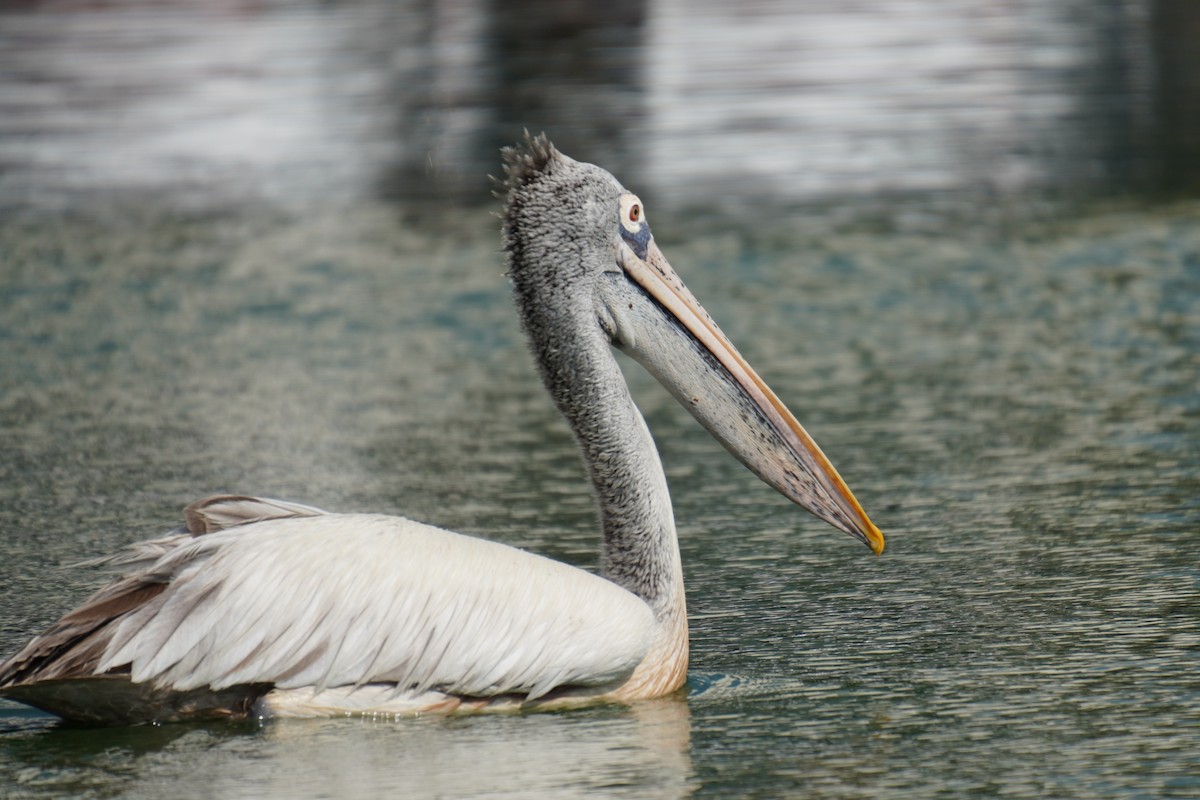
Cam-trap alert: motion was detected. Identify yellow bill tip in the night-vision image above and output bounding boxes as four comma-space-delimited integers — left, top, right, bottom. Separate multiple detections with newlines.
867, 523, 885, 555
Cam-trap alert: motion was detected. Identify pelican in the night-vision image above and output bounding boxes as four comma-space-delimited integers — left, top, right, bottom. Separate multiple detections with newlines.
0, 135, 883, 725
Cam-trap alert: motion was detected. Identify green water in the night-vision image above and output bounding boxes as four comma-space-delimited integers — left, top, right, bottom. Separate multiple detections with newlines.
0, 199, 1197, 798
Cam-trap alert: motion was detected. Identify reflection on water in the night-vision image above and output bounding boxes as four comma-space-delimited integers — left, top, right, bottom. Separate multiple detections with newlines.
1, 701, 694, 799
253, 701, 690, 799
644, 0, 1153, 203
1, 1, 1198, 797
0, 0, 1195, 213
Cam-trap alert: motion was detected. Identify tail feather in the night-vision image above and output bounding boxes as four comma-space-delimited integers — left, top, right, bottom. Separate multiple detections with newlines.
0, 578, 169, 687
0, 494, 329, 718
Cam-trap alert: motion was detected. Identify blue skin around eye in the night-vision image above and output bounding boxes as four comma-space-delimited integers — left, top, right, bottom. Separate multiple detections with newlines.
621, 222, 652, 260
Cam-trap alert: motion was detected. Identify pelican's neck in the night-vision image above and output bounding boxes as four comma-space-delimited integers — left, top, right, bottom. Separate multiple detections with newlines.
531, 317, 685, 621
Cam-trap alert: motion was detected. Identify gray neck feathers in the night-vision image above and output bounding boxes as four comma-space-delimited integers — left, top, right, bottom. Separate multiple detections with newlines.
502, 136, 683, 616
525, 302, 682, 614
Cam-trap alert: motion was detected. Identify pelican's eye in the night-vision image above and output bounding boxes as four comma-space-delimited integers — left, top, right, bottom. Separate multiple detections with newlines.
619, 194, 646, 231
618, 194, 651, 259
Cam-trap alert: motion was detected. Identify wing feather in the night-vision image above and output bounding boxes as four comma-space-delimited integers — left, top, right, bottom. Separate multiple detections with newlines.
183, 495, 327, 534
92, 513, 654, 699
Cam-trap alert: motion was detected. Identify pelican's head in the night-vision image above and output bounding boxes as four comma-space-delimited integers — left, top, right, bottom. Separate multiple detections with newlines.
500, 134, 884, 554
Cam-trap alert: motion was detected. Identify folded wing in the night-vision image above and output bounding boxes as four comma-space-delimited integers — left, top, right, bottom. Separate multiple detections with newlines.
1, 496, 655, 719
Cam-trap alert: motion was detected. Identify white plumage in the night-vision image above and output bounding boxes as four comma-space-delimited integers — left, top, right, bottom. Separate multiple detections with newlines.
101, 509, 653, 702
0, 136, 882, 724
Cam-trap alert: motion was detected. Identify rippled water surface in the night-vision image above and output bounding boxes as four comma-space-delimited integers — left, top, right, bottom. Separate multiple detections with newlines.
1, 0, 1199, 797
1, 198, 1197, 798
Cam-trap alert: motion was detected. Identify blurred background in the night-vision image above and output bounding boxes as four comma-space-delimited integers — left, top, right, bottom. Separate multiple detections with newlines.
1, 3, 1198, 797
1, 0, 1197, 218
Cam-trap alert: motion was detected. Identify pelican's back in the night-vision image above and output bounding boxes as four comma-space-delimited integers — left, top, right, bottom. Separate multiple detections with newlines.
0, 496, 656, 724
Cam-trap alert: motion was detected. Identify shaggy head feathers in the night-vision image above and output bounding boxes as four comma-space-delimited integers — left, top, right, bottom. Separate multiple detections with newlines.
500, 133, 627, 299
497, 132, 561, 204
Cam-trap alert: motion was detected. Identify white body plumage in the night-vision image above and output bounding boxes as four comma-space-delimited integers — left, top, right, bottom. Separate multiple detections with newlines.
99, 503, 657, 716
0, 136, 881, 724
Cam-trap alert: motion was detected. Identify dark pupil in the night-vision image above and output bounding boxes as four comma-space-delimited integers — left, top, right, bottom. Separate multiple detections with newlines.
630, 205, 640, 221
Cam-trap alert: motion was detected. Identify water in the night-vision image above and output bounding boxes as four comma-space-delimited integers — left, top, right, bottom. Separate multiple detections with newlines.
0, 0, 1189, 213
1, 1, 1199, 798
2, 198, 1197, 797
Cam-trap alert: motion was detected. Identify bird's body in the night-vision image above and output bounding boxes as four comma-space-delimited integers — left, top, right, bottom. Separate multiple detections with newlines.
2, 498, 680, 723
0, 136, 882, 725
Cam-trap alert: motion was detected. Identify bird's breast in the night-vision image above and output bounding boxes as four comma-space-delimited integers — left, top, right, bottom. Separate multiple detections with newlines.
609, 589, 690, 701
